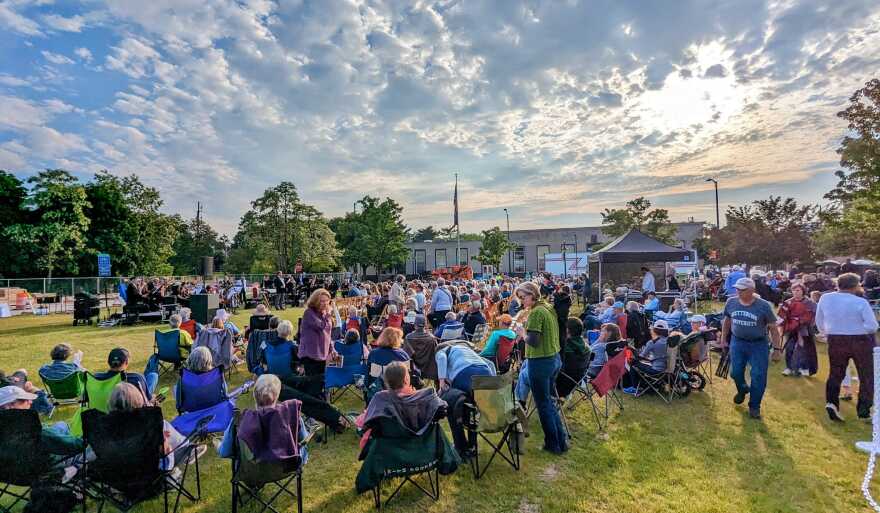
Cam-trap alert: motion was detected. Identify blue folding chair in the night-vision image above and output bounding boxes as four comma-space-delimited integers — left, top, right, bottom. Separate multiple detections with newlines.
171, 366, 235, 437
325, 341, 367, 404
155, 329, 186, 376
263, 341, 297, 379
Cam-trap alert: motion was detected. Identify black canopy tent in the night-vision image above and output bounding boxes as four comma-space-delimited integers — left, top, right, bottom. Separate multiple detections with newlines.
589, 229, 693, 290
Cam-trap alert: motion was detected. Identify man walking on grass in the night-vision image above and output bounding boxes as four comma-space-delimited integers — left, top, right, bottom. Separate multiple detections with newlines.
815, 273, 879, 422
721, 277, 782, 420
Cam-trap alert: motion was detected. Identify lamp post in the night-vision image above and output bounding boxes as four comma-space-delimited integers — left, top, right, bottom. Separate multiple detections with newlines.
705, 178, 720, 228
503, 208, 511, 275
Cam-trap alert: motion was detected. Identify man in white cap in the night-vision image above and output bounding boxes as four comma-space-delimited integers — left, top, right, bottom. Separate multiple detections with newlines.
721, 277, 782, 419
0, 386, 84, 457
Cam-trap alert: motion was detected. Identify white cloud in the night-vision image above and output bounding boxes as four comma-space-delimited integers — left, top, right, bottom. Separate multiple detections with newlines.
0, 74, 30, 86
0, 2, 41, 36
41, 50, 74, 65
43, 13, 86, 32
74, 47, 93, 62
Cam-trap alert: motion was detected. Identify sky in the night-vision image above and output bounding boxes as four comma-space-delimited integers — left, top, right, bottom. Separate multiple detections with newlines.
0, 0, 878, 236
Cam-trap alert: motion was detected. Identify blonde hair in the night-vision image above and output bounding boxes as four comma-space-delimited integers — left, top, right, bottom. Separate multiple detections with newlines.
187, 346, 214, 372
515, 282, 540, 301
253, 374, 281, 407
108, 382, 146, 413
277, 320, 294, 339
306, 288, 331, 310
601, 323, 621, 341
377, 327, 403, 349
211, 317, 225, 329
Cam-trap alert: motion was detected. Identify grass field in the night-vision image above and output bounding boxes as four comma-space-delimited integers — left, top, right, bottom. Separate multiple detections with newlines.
0, 306, 877, 513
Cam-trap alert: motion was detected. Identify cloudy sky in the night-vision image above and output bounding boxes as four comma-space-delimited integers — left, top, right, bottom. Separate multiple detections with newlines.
1, 0, 879, 235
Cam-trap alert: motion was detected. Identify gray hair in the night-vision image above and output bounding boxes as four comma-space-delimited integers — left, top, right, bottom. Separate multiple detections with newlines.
445, 311, 457, 321
168, 314, 182, 328
108, 382, 145, 413
179, 307, 192, 322
387, 304, 398, 315
253, 374, 281, 407
187, 346, 213, 373
277, 320, 293, 339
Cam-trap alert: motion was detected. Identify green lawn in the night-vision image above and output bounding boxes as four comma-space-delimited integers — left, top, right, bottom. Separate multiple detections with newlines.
0, 306, 877, 513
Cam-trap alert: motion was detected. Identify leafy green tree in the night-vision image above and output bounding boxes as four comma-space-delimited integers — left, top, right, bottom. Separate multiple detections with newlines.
0, 171, 32, 276
477, 226, 513, 269
169, 215, 226, 275
708, 196, 818, 268
411, 226, 440, 242
5, 170, 90, 278
229, 182, 340, 273
334, 196, 409, 274
818, 79, 880, 257
600, 197, 677, 244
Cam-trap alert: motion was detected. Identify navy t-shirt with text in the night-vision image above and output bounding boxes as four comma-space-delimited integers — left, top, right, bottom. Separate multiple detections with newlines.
723, 297, 776, 341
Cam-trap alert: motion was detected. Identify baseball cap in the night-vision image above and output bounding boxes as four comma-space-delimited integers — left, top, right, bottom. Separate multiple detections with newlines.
498, 314, 513, 325
734, 277, 756, 290
651, 319, 669, 331
0, 386, 38, 407
688, 314, 707, 324
108, 347, 130, 367
613, 301, 624, 309
414, 314, 427, 327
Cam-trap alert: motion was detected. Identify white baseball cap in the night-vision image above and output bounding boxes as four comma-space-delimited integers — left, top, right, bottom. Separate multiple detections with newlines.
0, 386, 38, 407
688, 314, 707, 324
651, 319, 669, 331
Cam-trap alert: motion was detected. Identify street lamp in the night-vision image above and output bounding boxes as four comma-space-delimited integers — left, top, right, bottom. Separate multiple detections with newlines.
503, 208, 511, 275
705, 178, 720, 228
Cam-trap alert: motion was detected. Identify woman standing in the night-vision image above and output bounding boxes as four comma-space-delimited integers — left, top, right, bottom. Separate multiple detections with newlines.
777, 283, 818, 377
515, 282, 567, 454
299, 288, 337, 377
553, 285, 573, 345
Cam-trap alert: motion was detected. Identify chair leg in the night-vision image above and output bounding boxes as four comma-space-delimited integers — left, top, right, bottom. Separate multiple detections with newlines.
297, 473, 303, 513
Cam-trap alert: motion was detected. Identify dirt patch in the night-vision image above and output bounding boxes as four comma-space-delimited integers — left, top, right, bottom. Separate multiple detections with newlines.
539, 464, 559, 482
518, 498, 541, 513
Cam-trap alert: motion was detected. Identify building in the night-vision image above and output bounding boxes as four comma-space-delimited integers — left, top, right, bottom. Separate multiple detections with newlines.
402, 222, 705, 276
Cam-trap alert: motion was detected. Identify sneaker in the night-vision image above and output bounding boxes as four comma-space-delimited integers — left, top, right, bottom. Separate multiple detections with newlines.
826, 403, 845, 422
622, 387, 638, 395
733, 389, 749, 405
62, 465, 78, 484
782, 368, 793, 376
186, 444, 207, 465
799, 369, 810, 377
748, 408, 762, 420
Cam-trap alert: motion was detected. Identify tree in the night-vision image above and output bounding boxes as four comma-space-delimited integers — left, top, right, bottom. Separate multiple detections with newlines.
600, 197, 677, 244
0, 171, 32, 276
819, 79, 880, 257
4, 170, 90, 278
707, 196, 819, 268
169, 215, 226, 275
334, 196, 409, 275
228, 182, 340, 273
411, 226, 440, 242
477, 226, 513, 270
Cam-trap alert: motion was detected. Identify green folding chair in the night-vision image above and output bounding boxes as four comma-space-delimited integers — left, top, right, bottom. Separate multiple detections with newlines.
68, 372, 124, 437
39, 370, 85, 407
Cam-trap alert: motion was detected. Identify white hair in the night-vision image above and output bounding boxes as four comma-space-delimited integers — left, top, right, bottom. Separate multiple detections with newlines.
445, 311, 457, 321
179, 308, 192, 321
187, 346, 214, 372
387, 304, 398, 315
169, 314, 181, 328
253, 374, 281, 407
277, 320, 293, 339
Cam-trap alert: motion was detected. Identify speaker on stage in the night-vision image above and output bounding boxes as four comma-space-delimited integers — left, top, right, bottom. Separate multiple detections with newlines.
190, 293, 219, 324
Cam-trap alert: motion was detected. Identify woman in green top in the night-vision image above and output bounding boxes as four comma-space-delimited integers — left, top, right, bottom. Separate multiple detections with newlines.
515, 282, 568, 454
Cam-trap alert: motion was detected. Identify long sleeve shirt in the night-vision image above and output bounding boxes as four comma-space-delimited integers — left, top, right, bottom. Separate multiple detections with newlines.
435, 345, 495, 382
642, 272, 656, 293
815, 292, 878, 336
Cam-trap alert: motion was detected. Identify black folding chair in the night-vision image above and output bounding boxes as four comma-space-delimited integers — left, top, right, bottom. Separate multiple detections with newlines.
81, 407, 212, 513
230, 409, 314, 513
631, 337, 690, 403
0, 409, 54, 512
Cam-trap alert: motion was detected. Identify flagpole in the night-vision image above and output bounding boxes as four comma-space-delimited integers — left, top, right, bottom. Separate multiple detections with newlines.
455, 173, 461, 269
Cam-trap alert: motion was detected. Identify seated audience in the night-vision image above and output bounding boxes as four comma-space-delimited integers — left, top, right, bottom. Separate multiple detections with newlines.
0, 386, 83, 461
95, 347, 159, 403
384, 304, 403, 329
587, 323, 621, 380
643, 292, 660, 317
434, 311, 465, 341
461, 300, 487, 340
435, 340, 496, 394
623, 320, 670, 393
1, 368, 56, 417
39, 343, 85, 381
479, 314, 516, 359
403, 315, 439, 382
557, 317, 590, 398
159, 314, 193, 354
179, 308, 202, 339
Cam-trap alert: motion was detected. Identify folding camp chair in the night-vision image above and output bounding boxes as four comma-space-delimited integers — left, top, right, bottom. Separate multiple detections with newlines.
230, 408, 314, 513
357, 408, 457, 510
155, 329, 187, 377
470, 323, 490, 344
81, 407, 212, 513
249, 314, 272, 332
263, 341, 297, 380
463, 373, 521, 479
39, 369, 85, 407
573, 343, 630, 431
631, 336, 690, 403
491, 335, 519, 375
0, 409, 55, 512
68, 372, 124, 437
325, 340, 367, 404
171, 366, 236, 437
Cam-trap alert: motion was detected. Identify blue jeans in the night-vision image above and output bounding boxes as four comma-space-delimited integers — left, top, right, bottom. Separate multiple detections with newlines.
730, 336, 770, 410
527, 355, 568, 453
515, 360, 530, 403
144, 356, 160, 396
32, 390, 55, 417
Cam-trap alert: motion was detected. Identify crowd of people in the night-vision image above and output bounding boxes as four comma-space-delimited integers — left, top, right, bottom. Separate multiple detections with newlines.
3, 262, 879, 511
